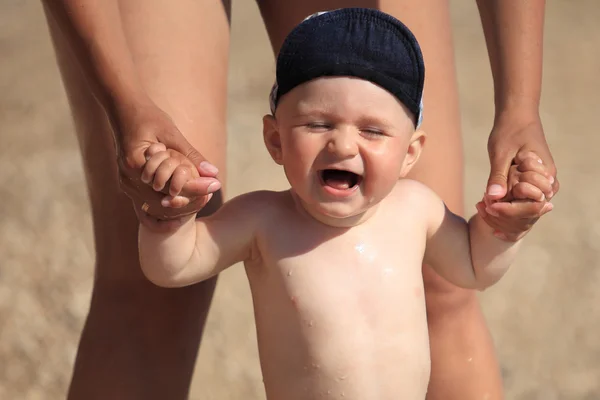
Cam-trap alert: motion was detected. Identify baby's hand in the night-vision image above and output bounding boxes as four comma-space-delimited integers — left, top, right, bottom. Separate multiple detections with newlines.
504, 151, 554, 202
476, 151, 554, 241
141, 143, 214, 209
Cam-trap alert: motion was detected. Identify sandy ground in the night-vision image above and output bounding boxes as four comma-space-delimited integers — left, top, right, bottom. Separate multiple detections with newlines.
1, 1, 599, 399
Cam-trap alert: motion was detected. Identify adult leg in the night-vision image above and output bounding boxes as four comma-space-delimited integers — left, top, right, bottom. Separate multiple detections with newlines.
256, 1, 503, 398
43, 1, 231, 398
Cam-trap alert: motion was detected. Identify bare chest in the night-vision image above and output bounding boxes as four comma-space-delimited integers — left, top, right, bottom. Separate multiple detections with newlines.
249, 222, 428, 329
245, 223, 431, 399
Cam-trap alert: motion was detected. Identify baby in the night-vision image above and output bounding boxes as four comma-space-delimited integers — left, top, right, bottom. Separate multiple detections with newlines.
137, 9, 553, 400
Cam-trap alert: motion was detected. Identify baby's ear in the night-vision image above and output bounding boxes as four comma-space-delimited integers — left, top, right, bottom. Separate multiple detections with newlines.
263, 115, 284, 165
400, 129, 426, 177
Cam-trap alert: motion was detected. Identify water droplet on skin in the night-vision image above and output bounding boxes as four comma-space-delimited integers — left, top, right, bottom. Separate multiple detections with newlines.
354, 242, 377, 262
467, 357, 473, 362
337, 375, 347, 381
308, 320, 314, 327
287, 270, 292, 277
327, 390, 331, 395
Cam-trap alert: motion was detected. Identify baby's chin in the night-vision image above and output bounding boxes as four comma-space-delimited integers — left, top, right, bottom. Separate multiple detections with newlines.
308, 202, 376, 227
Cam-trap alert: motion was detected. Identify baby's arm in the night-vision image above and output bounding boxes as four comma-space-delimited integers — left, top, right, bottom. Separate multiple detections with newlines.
139, 193, 263, 287
138, 148, 264, 287
423, 192, 517, 290
423, 154, 553, 290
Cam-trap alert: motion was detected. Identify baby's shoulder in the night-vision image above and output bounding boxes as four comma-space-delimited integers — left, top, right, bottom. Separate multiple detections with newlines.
222, 190, 292, 220
389, 179, 441, 206
226, 189, 288, 209
382, 180, 446, 231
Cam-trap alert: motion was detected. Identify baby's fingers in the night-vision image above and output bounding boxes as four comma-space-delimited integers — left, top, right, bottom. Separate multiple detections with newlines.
512, 182, 546, 202
514, 151, 543, 164
518, 171, 553, 199
145, 143, 167, 159
153, 158, 181, 192
169, 165, 194, 197
516, 157, 551, 178
141, 151, 170, 184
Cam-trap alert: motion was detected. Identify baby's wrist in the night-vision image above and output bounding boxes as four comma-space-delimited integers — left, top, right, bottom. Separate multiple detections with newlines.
139, 211, 196, 234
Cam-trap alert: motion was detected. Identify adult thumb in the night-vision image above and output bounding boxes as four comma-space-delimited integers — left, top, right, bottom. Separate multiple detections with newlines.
171, 137, 214, 174
486, 151, 511, 200
181, 141, 206, 166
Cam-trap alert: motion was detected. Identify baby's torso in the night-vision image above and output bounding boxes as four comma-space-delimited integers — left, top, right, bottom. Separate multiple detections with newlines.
245, 190, 432, 400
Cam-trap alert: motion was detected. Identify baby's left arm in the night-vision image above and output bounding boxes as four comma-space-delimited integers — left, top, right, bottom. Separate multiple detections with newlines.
422, 154, 553, 289
423, 193, 518, 291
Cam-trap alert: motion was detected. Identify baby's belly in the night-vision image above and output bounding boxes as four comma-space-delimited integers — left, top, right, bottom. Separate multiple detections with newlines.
247, 259, 431, 400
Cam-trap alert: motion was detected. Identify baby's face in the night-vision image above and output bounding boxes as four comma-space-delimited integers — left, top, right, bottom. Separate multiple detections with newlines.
264, 77, 423, 226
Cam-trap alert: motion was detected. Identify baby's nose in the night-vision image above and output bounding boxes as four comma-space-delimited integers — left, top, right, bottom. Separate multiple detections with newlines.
327, 129, 358, 158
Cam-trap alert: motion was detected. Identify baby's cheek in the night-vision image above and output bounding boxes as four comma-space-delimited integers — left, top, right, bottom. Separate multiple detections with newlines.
364, 172, 398, 203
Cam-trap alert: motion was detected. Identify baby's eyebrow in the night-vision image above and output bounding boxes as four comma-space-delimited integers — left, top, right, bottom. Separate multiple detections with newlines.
355, 115, 400, 132
288, 110, 400, 131
288, 108, 331, 120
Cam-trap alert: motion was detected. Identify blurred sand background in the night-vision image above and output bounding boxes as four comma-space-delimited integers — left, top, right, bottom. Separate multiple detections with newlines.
1, 1, 599, 399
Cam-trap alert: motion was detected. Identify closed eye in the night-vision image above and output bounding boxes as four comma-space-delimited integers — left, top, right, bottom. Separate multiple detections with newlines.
361, 128, 385, 138
306, 122, 332, 131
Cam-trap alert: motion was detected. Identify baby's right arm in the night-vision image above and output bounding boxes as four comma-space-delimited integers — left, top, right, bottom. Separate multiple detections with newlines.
137, 148, 265, 288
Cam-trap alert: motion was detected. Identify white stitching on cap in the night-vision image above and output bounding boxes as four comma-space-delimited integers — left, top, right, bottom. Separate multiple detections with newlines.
269, 81, 278, 115
417, 97, 424, 129
303, 10, 333, 21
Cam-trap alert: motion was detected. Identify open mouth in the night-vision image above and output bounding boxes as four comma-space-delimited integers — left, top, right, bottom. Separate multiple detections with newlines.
319, 169, 362, 191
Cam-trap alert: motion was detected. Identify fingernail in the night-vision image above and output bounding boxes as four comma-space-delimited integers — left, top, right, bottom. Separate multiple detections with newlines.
537, 159, 543, 164
161, 198, 171, 207
545, 202, 554, 212
549, 176, 555, 184
487, 184, 503, 196
200, 161, 219, 175
207, 181, 222, 193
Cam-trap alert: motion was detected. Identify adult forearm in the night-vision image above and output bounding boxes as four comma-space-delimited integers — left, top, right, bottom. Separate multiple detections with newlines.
42, 0, 147, 115
476, 0, 546, 115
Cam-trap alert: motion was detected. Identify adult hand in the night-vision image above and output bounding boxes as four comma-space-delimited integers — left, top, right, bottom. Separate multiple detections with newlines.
482, 111, 559, 240
486, 111, 559, 200
111, 98, 221, 220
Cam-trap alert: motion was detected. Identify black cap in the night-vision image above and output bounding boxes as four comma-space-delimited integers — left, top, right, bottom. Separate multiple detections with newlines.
270, 8, 425, 127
